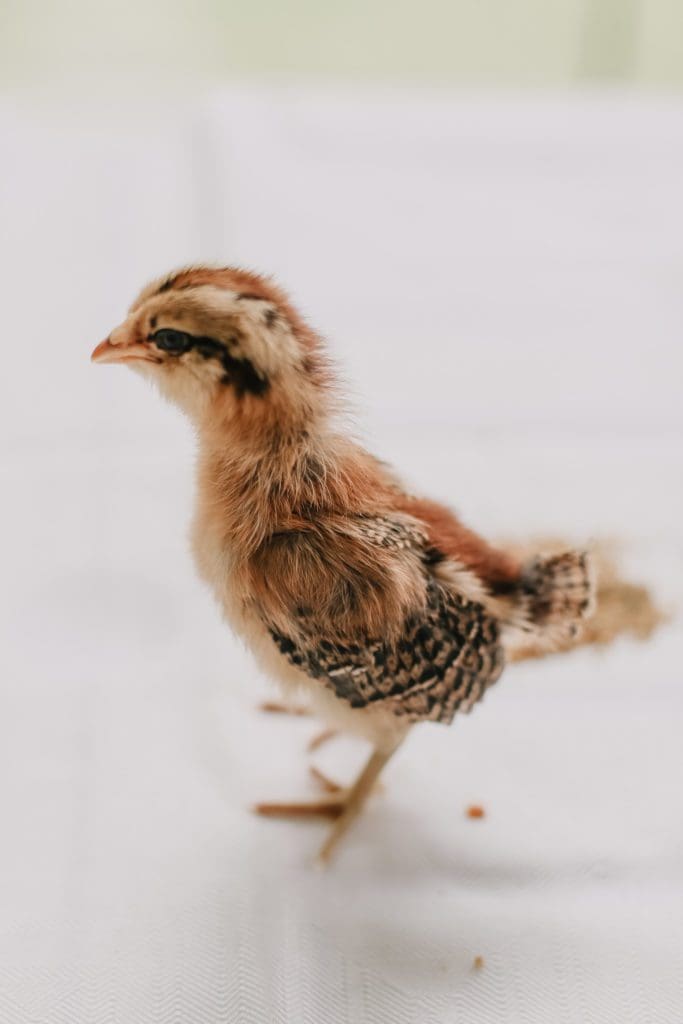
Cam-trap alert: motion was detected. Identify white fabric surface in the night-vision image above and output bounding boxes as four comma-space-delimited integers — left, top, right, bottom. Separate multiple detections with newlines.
1, 90, 682, 1023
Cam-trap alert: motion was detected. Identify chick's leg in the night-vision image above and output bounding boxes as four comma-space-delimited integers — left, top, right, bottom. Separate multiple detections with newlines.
258, 700, 310, 716
253, 738, 403, 864
253, 763, 349, 820
317, 738, 402, 865
259, 702, 339, 752
308, 727, 339, 752
254, 764, 367, 816
254, 787, 346, 820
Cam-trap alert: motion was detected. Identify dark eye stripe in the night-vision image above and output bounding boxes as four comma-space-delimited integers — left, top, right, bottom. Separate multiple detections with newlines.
150, 328, 194, 354
148, 328, 269, 397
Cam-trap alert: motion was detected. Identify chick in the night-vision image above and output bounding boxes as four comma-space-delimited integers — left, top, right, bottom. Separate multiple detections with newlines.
92, 266, 595, 863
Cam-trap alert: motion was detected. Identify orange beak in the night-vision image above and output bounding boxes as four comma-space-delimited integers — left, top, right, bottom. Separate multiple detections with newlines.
91, 339, 160, 365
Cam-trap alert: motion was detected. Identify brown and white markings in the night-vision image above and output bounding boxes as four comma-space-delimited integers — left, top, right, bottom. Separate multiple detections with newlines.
92, 265, 596, 864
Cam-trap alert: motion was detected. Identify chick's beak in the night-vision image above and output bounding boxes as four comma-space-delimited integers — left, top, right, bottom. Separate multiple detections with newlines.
91, 339, 159, 365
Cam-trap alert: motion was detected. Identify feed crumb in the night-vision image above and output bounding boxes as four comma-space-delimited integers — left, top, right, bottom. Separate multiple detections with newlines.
466, 804, 485, 819
473, 956, 485, 970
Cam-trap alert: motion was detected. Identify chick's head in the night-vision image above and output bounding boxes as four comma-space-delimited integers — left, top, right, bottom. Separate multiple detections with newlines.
92, 266, 330, 430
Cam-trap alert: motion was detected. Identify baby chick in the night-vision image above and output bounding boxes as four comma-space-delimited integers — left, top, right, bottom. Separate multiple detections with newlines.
92, 266, 594, 863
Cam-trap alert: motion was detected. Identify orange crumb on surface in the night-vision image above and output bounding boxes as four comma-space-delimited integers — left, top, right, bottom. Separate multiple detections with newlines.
466, 804, 485, 819
473, 955, 485, 970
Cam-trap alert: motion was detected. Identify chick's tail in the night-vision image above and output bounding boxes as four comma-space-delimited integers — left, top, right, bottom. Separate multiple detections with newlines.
509, 549, 596, 649
496, 536, 666, 663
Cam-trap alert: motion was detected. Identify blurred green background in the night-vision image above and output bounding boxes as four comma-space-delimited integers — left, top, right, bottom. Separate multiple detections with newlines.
1, 0, 681, 88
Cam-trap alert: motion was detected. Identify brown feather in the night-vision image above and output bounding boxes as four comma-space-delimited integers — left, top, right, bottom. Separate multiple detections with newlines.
394, 495, 522, 590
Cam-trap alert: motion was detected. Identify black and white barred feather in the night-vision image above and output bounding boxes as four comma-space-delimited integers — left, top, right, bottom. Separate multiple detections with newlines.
266, 517, 505, 725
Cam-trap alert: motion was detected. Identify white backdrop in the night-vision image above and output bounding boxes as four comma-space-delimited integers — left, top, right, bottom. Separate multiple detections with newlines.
0, 89, 681, 1023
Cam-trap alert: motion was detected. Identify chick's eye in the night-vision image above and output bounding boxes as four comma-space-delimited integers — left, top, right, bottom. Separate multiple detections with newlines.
149, 329, 193, 355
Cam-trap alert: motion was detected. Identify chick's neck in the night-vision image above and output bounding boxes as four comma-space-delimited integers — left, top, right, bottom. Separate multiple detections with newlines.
195, 411, 358, 555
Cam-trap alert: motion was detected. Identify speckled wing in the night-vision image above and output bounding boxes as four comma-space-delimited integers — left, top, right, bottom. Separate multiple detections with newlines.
267, 518, 505, 725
